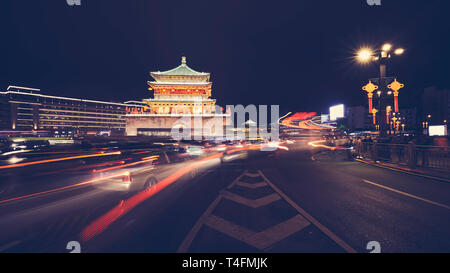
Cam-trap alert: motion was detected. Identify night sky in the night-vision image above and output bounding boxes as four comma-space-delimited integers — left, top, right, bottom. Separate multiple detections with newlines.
2, 0, 449, 114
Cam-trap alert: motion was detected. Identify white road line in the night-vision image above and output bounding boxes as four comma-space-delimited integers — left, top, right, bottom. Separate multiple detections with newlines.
243, 172, 261, 178
247, 214, 310, 250
205, 214, 310, 250
177, 195, 223, 253
362, 179, 450, 211
178, 172, 249, 252
355, 158, 450, 183
258, 170, 357, 253
226, 172, 252, 189
220, 190, 281, 208
235, 181, 268, 189
0, 240, 21, 252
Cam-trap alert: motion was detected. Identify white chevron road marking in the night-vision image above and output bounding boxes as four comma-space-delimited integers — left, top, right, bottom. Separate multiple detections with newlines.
205, 214, 310, 250
220, 190, 280, 208
235, 181, 268, 189
242, 171, 261, 177
258, 170, 357, 253
178, 169, 356, 253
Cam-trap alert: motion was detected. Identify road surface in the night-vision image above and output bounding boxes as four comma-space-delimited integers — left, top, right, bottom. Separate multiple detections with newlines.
1, 139, 450, 253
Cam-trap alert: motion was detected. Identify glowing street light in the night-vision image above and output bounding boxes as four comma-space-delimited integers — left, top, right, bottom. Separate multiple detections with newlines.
355, 43, 404, 77
382, 43, 392, 52
394, 48, 405, 55
356, 48, 374, 63
355, 42, 405, 136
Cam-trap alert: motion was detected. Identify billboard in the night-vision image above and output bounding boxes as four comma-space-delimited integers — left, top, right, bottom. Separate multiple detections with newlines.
429, 125, 447, 136
329, 104, 345, 121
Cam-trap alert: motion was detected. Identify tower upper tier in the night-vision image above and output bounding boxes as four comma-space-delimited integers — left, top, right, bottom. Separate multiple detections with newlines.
149, 56, 210, 84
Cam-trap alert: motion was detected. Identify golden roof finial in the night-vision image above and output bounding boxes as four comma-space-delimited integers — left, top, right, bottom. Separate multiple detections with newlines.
181, 56, 186, 65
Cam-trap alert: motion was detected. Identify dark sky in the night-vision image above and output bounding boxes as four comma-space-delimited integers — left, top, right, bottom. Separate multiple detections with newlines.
1, 0, 449, 114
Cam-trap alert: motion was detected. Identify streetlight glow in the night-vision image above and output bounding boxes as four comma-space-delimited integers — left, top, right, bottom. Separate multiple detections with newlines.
382, 43, 392, 52
356, 48, 374, 63
394, 48, 405, 55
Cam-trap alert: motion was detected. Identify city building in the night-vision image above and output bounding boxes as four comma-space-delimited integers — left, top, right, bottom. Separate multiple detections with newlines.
398, 108, 417, 131
346, 106, 373, 131
126, 57, 229, 138
421, 86, 449, 126
0, 86, 144, 135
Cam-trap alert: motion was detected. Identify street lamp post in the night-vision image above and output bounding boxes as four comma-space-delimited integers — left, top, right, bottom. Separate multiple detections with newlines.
356, 43, 404, 136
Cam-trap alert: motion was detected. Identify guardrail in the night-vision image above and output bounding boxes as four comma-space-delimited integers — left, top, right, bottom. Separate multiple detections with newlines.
355, 142, 450, 171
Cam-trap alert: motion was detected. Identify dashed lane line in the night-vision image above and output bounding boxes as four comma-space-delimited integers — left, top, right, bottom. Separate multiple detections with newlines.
362, 179, 450, 211
258, 170, 357, 253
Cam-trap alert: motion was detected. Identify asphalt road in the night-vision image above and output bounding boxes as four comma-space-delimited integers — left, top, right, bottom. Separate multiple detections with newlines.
1, 139, 450, 253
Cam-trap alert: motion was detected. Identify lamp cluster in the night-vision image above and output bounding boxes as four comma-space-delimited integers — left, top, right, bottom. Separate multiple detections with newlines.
356, 43, 404, 64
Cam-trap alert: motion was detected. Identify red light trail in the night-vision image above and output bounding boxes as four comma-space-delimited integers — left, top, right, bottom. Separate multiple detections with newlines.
79, 153, 224, 242
0, 151, 121, 170
0, 172, 129, 205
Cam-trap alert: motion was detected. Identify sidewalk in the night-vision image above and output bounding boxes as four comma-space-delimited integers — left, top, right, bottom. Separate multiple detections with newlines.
354, 157, 450, 182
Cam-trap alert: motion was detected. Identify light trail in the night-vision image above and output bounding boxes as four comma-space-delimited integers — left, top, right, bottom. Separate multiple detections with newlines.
0, 171, 129, 205
80, 143, 295, 242
92, 156, 158, 173
38, 160, 127, 176
0, 151, 121, 170
132, 151, 154, 155
308, 140, 345, 150
0, 130, 51, 134
80, 153, 224, 242
278, 112, 292, 125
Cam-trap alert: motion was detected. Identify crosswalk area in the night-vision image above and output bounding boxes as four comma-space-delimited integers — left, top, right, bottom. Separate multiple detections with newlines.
178, 170, 354, 253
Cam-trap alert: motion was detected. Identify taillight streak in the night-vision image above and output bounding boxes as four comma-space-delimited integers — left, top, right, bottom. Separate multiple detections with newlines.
0, 171, 129, 205
80, 153, 224, 242
92, 157, 157, 173
0, 151, 122, 170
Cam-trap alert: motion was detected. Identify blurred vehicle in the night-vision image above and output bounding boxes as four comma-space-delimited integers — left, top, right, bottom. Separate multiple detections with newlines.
95, 150, 201, 193
24, 140, 51, 151
96, 131, 111, 137
186, 145, 204, 156
165, 146, 190, 162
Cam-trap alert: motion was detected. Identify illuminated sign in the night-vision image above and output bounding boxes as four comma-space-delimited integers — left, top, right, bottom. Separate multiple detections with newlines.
429, 125, 447, 136
329, 104, 345, 121
321, 114, 330, 123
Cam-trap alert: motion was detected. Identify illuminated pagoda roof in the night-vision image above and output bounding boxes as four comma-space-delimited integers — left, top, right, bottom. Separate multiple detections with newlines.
149, 56, 210, 84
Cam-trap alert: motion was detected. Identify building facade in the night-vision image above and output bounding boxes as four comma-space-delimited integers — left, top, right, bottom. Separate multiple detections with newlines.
422, 86, 449, 126
0, 86, 143, 135
346, 106, 373, 131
